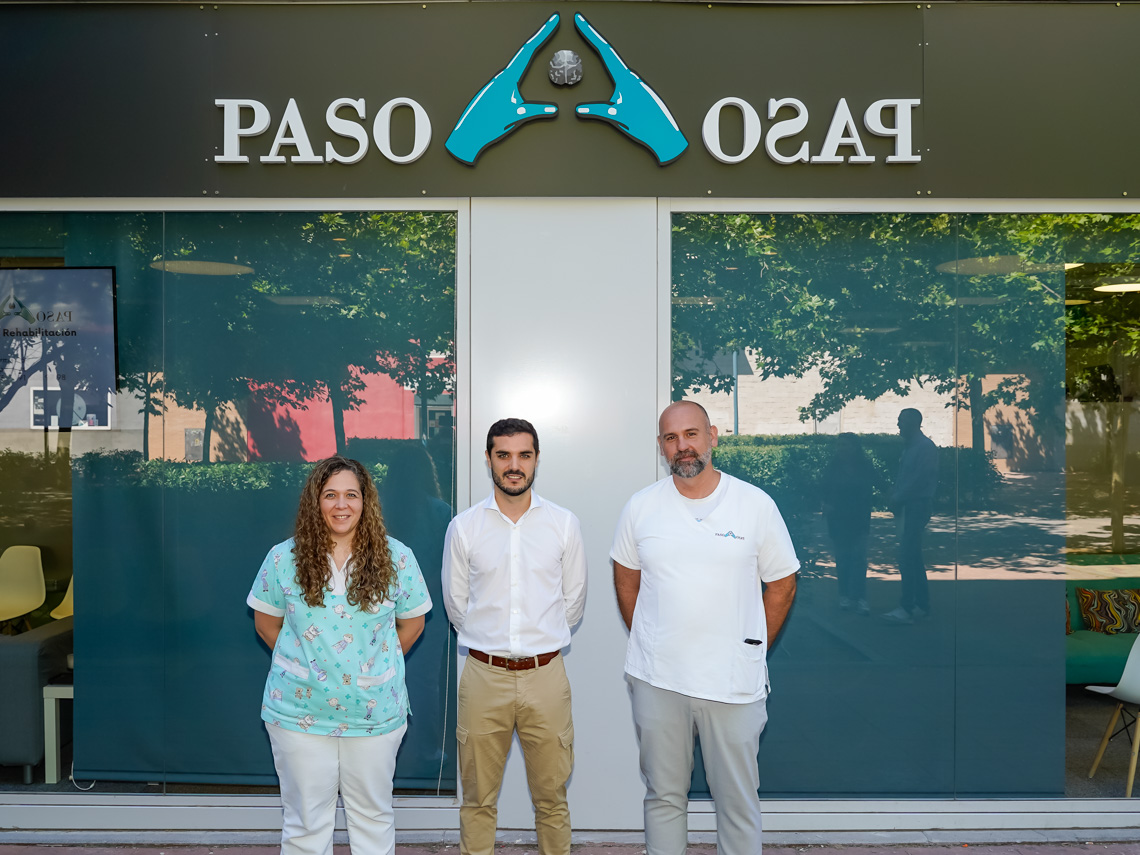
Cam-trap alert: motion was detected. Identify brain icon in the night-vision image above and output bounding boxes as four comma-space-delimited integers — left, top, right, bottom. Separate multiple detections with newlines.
549, 50, 583, 87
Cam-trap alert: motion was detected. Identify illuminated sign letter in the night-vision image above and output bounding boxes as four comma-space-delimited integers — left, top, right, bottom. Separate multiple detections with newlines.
864, 99, 921, 163
813, 98, 873, 164
325, 98, 370, 165
372, 98, 432, 164
262, 98, 323, 164
214, 99, 271, 164
765, 98, 810, 165
702, 98, 762, 165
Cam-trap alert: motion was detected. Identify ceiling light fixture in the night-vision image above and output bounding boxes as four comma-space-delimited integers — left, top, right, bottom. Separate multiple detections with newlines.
150, 259, 254, 276
264, 296, 343, 307
955, 296, 1006, 306
936, 256, 1070, 276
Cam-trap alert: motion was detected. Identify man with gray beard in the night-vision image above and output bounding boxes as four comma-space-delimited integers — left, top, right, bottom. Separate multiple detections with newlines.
611, 401, 798, 855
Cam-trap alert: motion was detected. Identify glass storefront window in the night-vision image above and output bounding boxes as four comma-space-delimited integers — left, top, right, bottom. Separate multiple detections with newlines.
671, 212, 1137, 798
0, 211, 457, 794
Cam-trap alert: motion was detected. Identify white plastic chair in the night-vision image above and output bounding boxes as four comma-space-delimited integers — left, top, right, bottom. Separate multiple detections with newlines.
50, 575, 73, 620
1087, 633, 1140, 797
0, 545, 46, 625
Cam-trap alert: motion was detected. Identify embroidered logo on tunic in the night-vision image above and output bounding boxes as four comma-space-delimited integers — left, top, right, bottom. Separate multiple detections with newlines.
714, 530, 745, 541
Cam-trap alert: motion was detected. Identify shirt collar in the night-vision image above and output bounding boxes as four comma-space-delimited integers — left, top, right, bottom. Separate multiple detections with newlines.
481, 489, 544, 522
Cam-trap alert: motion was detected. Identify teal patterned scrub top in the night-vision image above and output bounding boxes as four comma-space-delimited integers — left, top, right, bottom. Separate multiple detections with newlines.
247, 537, 432, 737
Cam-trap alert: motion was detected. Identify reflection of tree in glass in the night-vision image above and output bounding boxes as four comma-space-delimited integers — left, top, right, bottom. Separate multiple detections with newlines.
250, 212, 457, 457
128, 212, 455, 462
671, 213, 1064, 465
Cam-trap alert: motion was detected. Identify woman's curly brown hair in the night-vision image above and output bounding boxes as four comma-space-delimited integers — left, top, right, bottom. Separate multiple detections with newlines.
292, 456, 395, 610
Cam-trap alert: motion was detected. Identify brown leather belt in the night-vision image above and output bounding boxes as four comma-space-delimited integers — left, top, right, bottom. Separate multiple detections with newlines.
468, 649, 560, 671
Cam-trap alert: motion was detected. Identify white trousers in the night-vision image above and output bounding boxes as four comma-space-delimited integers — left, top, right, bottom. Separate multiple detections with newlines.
266, 722, 407, 855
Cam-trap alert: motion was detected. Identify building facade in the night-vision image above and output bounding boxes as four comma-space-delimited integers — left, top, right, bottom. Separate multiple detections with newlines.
2, 0, 1139, 839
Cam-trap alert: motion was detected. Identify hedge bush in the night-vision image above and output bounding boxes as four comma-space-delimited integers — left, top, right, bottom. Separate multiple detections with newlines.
68, 450, 388, 492
714, 432, 1000, 518
713, 433, 1000, 565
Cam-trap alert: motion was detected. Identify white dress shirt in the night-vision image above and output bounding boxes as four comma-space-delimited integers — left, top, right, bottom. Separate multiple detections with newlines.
442, 491, 588, 657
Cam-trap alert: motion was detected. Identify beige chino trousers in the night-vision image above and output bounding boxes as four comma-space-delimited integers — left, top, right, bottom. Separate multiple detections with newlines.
456, 652, 574, 855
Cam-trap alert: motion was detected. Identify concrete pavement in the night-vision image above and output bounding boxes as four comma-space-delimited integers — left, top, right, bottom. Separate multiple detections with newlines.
2, 842, 1140, 855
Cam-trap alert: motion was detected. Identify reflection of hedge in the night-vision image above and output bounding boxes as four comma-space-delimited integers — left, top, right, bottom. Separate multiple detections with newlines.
714, 433, 1000, 523
69, 450, 387, 491
0, 449, 70, 495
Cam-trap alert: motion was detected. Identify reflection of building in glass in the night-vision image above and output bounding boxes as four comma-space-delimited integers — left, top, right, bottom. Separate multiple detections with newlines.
689, 362, 1059, 474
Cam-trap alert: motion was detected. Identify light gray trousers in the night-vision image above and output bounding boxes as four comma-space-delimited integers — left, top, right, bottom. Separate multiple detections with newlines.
629, 677, 768, 855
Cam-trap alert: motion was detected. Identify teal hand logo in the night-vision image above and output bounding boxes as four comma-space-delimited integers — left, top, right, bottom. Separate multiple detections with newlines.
445, 14, 561, 166
572, 13, 688, 165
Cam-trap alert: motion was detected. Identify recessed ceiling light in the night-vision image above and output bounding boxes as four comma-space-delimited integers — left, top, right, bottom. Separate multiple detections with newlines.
1065, 299, 1092, 305
1093, 283, 1140, 293
264, 296, 343, 307
673, 296, 722, 306
936, 256, 1067, 276
150, 259, 253, 276
333, 237, 347, 242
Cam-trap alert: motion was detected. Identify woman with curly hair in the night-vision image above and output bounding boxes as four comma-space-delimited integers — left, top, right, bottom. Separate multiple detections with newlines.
247, 455, 431, 855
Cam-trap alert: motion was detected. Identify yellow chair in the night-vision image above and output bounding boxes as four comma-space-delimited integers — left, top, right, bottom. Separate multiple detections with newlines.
0, 545, 46, 625
50, 576, 73, 620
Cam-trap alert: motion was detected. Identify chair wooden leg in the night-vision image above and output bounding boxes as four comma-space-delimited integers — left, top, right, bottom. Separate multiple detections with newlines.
1127, 713, 1140, 798
1090, 702, 1123, 778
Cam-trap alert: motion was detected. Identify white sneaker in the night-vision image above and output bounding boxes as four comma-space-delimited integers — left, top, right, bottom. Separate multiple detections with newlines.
910, 606, 930, 622
881, 606, 914, 625
856, 599, 870, 616
838, 597, 852, 611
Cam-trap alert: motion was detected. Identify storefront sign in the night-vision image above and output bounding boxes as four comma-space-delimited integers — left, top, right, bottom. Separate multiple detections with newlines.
0, 2, 1136, 198
212, 10, 921, 171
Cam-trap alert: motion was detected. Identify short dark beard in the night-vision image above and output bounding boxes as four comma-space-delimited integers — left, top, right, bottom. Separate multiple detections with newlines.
493, 469, 535, 496
669, 449, 711, 479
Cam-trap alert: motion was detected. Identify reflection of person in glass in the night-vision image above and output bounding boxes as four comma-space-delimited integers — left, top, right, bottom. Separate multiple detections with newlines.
247, 456, 432, 855
882, 409, 939, 625
822, 433, 874, 615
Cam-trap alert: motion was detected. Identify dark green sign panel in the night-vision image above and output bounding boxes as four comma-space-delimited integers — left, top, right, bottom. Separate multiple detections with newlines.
0, 2, 1136, 198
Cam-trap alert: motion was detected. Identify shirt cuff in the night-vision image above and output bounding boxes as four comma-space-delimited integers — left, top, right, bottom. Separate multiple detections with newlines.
247, 592, 285, 617
397, 599, 432, 620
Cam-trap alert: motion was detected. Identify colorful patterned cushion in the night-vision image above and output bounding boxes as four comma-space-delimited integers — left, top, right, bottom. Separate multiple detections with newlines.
1075, 587, 1140, 634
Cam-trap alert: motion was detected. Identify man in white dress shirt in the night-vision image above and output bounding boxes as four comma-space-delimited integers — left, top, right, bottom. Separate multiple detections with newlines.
612, 401, 798, 855
442, 417, 588, 855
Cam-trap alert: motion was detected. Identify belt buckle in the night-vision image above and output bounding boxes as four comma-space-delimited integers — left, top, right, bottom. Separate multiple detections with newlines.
506, 655, 537, 670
